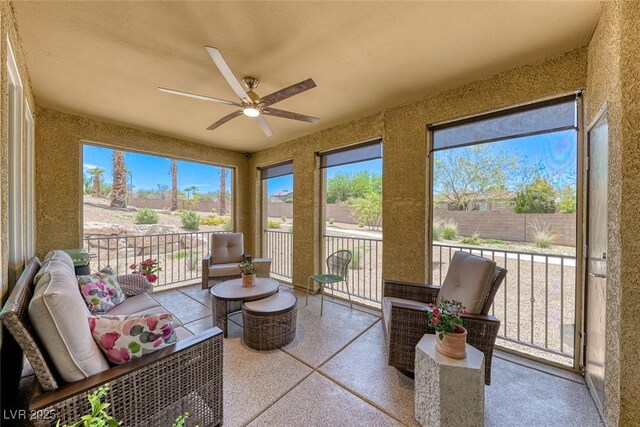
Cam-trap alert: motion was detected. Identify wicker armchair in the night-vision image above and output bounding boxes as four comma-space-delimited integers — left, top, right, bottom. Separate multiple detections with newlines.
202, 232, 271, 289
1, 258, 224, 426
382, 253, 506, 385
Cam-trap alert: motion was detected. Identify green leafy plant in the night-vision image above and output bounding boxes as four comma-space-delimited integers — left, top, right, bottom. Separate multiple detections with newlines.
426, 299, 467, 340
557, 185, 577, 213
350, 192, 382, 231
482, 239, 505, 245
461, 232, 480, 246
222, 217, 232, 231
530, 220, 554, 249
358, 220, 365, 228
56, 385, 121, 427
238, 259, 258, 275
135, 208, 159, 224
267, 220, 281, 229
515, 177, 557, 213
181, 210, 201, 230
173, 412, 199, 427
200, 215, 226, 226
442, 219, 458, 240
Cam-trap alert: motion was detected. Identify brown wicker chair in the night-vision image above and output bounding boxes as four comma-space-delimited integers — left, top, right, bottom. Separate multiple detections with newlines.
1, 257, 224, 426
382, 253, 507, 385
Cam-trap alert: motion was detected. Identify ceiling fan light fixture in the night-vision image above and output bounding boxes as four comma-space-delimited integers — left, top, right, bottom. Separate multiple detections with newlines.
243, 106, 260, 117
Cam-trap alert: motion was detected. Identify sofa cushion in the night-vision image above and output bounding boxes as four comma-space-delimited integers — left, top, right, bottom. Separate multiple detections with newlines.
78, 271, 126, 314
89, 313, 178, 365
208, 262, 241, 278
211, 233, 244, 264
438, 251, 496, 314
105, 293, 161, 316
34, 250, 75, 283
29, 263, 110, 383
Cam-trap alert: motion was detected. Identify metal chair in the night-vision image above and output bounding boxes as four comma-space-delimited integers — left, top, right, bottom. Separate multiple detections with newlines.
306, 250, 352, 315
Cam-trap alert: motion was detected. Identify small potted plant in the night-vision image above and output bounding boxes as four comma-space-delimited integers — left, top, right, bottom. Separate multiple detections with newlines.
129, 258, 161, 284
427, 299, 468, 359
238, 259, 258, 288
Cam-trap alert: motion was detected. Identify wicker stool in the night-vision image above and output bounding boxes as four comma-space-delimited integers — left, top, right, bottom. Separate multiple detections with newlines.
242, 293, 297, 351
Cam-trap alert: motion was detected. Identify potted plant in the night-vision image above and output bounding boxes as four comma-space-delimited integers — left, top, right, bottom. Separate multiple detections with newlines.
238, 259, 258, 288
427, 299, 468, 359
129, 258, 161, 284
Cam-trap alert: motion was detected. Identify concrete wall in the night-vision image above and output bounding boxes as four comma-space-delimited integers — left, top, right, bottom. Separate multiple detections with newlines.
248, 48, 588, 289
586, 2, 640, 425
35, 107, 249, 258
434, 210, 576, 246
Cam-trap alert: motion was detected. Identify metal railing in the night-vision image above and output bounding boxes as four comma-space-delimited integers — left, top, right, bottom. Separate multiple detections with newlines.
433, 243, 577, 366
263, 230, 293, 281
323, 234, 383, 307
83, 231, 226, 289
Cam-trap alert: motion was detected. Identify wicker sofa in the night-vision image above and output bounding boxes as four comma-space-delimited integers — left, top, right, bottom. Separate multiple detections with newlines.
382, 251, 507, 385
0, 251, 223, 427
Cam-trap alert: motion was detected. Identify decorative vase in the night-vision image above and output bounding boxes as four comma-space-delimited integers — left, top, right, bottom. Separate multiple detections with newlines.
435, 324, 468, 359
242, 274, 256, 288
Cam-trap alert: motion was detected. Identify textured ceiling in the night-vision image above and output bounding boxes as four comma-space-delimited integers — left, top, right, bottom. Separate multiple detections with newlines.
13, 1, 601, 153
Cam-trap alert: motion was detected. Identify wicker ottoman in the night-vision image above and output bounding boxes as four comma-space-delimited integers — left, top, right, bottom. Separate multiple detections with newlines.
242, 292, 297, 350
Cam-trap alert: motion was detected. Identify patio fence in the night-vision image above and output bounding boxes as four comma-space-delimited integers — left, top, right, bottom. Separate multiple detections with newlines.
83, 231, 226, 290
263, 230, 293, 281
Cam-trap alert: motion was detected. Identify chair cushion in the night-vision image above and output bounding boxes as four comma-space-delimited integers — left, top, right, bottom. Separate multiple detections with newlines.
253, 258, 272, 278
208, 262, 241, 278
211, 233, 244, 264
77, 271, 126, 314
438, 251, 496, 314
89, 313, 178, 365
106, 293, 162, 315
29, 261, 110, 383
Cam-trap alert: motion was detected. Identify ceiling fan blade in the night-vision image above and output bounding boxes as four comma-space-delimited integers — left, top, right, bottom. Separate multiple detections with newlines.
206, 110, 243, 130
158, 87, 241, 107
262, 108, 320, 124
260, 78, 316, 106
253, 115, 274, 137
204, 46, 250, 101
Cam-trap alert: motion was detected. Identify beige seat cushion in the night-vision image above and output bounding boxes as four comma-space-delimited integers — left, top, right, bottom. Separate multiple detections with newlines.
211, 233, 244, 264
34, 250, 75, 283
105, 293, 162, 315
253, 258, 272, 278
208, 262, 241, 278
438, 251, 496, 314
29, 260, 110, 383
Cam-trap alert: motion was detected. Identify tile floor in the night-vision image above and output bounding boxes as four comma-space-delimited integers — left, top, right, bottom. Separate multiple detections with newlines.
150, 282, 604, 427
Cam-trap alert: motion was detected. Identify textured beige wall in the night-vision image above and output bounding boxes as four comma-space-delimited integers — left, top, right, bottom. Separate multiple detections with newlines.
249, 48, 587, 288
584, 2, 640, 425
35, 107, 249, 258
0, 0, 36, 301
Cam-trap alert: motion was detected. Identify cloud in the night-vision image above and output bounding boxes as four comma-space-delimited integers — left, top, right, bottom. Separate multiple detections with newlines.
83, 163, 98, 170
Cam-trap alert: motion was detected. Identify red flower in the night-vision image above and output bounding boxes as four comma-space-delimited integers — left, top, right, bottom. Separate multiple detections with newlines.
148, 274, 158, 283
433, 308, 440, 316
129, 264, 136, 270
431, 317, 439, 324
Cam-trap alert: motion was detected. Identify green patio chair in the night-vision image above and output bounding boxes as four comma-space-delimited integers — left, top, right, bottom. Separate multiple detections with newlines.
306, 249, 353, 315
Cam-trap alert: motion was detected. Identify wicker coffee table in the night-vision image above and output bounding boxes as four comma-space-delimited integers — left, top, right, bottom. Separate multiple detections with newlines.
210, 278, 279, 337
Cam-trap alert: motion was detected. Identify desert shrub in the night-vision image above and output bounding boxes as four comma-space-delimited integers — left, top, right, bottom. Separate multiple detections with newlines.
200, 215, 226, 226
222, 217, 232, 231
181, 210, 200, 230
267, 220, 281, 229
432, 217, 444, 241
358, 220, 365, 228
284, 198, 293, 203
442, 220, 458, 240
482, 238, 505, 245
530, 220, 554, 249
329, 218, 335, 225
349, 246, 366, 270
186, 250, 200, 271
461, 233, 480, 246
135, 208, 159, 224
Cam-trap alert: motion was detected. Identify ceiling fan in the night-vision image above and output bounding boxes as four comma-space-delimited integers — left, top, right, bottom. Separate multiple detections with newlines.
158, 46, 319, 137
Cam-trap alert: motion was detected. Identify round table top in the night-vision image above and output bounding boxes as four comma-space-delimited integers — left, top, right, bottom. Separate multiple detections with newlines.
210, 277, 279, 302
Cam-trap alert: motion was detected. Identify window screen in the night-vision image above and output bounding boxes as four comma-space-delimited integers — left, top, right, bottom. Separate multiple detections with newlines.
319, 138, 382, 169
260, 161, 293, 180
430, 95, 578, 152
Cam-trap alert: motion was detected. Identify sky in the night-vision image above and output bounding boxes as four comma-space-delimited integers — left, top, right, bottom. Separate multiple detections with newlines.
83, 145, 232, 193
265, 129, 577, 196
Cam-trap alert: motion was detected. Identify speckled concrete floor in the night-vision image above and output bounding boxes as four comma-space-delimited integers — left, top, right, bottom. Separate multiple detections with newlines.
17, 282, 602, 427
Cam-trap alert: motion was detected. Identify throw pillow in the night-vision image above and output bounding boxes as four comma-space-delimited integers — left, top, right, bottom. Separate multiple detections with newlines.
88, 313, 177, 364
78, 270, 126, 314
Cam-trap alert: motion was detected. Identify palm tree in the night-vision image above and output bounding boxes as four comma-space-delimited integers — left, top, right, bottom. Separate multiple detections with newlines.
110, 151, 127, 208
87, 167, 105, 197
170, 160, 178, 211
219, 168, 227, 215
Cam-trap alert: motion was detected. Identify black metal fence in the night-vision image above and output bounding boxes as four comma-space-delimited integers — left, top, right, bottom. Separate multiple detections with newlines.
263, 230, 293, 281
83, 231, 225, 289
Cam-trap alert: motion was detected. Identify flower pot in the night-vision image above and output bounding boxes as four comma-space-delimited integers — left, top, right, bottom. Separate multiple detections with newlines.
435, 324, 468, 359
242, 274, 256, 288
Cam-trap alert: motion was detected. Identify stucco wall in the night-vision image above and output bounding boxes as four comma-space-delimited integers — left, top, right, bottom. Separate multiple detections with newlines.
248, 47, 587, 288
584, 2, 640, 425
35, 107, 249, 258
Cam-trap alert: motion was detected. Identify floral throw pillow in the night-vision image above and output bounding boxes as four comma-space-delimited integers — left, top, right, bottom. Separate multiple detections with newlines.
77, 270, 126, 314
88, 313, 177, 365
